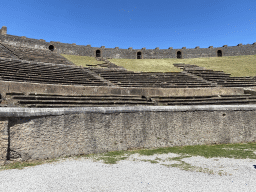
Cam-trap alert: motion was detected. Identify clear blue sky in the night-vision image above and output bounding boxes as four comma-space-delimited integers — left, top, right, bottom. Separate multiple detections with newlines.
0, 0, 255, 49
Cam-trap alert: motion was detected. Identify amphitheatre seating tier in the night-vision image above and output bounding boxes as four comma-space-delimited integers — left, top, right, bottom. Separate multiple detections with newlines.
91, 68, 214, 88
3, 92, 255, 107
150, 94, 256, 105
174, 63, 256, 87
4, 92, 155, 107
0, 43, 73, 65
0, 58, 108, 86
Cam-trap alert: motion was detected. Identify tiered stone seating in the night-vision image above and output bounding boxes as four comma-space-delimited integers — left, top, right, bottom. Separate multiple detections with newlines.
0, 58, 108, 86
5, 92, 155, 107
150, 94, 256, 105
4, 92, 256, 107
0, 43, 73, 65
174, 63, 256, 87
90, 68, 214, 88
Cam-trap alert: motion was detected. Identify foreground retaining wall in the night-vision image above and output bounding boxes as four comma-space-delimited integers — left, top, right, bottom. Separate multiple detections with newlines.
0, 105, 256, 165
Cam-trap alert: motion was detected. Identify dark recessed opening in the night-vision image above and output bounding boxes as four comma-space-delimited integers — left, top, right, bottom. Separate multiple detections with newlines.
96, 50, 101, 57
177, 51, 182, 59
49, 45, 54, 51
217, 50, 222, 57
137, 52, 142, 59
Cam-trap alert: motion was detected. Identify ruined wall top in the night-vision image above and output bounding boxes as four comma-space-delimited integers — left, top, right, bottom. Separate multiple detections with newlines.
0, 26, 7, 35
0, 26, 255, 59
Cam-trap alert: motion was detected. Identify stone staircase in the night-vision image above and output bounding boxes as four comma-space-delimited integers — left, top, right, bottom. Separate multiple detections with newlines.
174, 63, 256, 87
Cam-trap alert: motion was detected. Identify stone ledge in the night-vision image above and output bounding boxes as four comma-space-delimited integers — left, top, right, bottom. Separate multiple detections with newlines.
1, 105, 256, 117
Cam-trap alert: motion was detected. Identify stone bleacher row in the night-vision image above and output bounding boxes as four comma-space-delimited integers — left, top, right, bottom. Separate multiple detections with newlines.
2, 92, 256, 108
0, 58, 108, 86
90, 68, 214, 88
174, 63, 256, 87
0, 42, 73, 65
151, 94, 256, 105
3, 92, 155, 107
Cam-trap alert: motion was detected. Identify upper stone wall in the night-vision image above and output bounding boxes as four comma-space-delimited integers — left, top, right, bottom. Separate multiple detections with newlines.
0, 26, 256, 59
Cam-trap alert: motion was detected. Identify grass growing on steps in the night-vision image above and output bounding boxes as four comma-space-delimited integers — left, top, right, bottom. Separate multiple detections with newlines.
1, 142, 256, 174
61, 54, 105, 67
108, 55, 256, 76
62, 54, 256, 77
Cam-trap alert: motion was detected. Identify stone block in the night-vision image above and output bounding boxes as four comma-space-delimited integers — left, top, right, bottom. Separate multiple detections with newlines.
0, 26, 7, 35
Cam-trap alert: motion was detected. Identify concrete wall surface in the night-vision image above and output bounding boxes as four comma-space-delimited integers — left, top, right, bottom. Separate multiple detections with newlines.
0, 105, 256, 164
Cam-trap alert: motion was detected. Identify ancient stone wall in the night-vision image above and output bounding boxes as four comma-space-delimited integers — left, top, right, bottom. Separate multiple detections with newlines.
0, 118, 8, 165
1, 105, 256, 163
1, 26, 255, 59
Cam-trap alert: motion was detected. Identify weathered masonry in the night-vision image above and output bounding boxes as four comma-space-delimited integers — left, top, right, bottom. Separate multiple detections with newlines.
0, 105, 256, 165
1, 26, 256, 59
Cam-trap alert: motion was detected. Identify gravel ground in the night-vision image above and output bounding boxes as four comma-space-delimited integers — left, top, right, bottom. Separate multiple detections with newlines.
0, 153, 255, 192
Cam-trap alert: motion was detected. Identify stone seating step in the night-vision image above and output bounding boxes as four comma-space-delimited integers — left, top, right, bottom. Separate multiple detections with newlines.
12, 96, 148, 101
222, 84, 256, 87
28, 93, 145, 98
0, 77, 107, 86
17, 100, 154, 105
25, 103, 155, 107
167, 99, 256, 105
154, 96, 255, 103
6, 92, 25, 96
151, 95, 218, 100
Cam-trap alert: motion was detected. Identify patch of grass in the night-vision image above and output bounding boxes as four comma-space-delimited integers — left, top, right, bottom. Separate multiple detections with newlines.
123, 142, 256, 160
162, 161, 216, 175
1, 142, 256, 171
61, 54, 105, 67
108, 58, 182, 73
108, 55, 256, 76
62, 54, 256, 76
140, 160, 159, 164
0, 158, 59, 171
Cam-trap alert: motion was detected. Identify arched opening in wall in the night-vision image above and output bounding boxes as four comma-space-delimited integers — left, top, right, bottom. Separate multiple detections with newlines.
137, 52, 142, 59
96, 50, 101, 57
49, 45, 54, 51
217, 50, 222, 57
177, 51, 182, 59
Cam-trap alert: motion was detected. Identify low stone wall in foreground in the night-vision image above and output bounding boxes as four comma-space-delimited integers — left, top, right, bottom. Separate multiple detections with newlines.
0, 105, 256, 165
